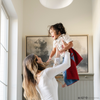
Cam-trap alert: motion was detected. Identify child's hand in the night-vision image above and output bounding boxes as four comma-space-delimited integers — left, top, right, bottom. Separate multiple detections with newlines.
46, 57, 52, 62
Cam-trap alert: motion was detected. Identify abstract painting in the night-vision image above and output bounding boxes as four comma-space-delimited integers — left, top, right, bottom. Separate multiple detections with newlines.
26, 36, 54, 67
26, 35, 88, 73
70, 35, 88, 73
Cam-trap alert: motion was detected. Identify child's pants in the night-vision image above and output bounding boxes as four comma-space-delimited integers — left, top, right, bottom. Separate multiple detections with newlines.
62, 57, 78, 86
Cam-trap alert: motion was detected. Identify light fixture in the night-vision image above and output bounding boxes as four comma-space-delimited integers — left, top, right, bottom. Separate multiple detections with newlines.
39, 0, 73, 9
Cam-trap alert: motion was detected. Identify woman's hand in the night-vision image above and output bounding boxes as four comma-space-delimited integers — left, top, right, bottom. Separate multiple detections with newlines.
62, 40, 68, 47
59, 40, 68, 53
35, 55, 43, 64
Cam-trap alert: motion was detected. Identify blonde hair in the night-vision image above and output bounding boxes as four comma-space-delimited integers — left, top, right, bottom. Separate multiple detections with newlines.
22, 54, 49, 100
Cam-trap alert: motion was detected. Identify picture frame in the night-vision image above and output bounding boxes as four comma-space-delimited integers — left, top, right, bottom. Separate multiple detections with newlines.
26, 35, 88, 73
26, 36, 55, 67
70, 35, 88, 73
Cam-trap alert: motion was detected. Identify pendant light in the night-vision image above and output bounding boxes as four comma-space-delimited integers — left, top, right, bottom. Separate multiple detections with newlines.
39, 0, 73, 9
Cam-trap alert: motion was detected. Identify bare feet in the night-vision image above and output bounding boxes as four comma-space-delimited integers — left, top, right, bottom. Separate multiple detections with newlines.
62, 83, 66, 88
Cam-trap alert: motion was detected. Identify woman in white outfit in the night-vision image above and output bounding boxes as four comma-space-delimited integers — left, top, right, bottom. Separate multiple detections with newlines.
22, 48, 70, 100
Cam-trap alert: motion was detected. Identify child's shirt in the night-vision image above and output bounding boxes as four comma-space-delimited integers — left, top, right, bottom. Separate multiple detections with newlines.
53, 34, 73, 57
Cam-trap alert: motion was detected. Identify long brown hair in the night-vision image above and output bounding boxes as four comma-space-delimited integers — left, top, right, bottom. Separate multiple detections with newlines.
22, 54, 48, 100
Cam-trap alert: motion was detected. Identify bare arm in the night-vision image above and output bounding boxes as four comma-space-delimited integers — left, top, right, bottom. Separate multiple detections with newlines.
47, 47, 56, 62
50, 47, 56, 58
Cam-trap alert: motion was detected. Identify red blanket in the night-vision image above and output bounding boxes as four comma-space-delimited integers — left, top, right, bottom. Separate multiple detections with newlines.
67, 48, 83, 79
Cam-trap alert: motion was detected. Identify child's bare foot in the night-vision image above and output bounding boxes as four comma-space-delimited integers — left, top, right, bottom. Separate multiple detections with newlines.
62, 83, 66, 88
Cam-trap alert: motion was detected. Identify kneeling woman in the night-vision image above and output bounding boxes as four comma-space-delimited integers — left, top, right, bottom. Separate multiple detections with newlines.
22, 48, 70, 100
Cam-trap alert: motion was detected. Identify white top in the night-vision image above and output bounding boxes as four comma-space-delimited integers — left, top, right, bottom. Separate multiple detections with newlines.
36, 51, 71, 100
53, 34, 73, 57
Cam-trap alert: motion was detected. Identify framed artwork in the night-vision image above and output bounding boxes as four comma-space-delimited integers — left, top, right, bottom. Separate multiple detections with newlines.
26, 35, 88, 73
26, 36, 55, 67
70, 35, 88, 73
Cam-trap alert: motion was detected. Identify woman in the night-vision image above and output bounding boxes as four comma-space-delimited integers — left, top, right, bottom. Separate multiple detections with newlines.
22, 48, 70, 100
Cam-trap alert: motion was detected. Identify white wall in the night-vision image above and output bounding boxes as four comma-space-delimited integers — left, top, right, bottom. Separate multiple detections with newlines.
0, 0, 1, 73
2, 0, 23, 100
9, 18, 18, 100
23, 0, 93, 73
23, 0, 92, 35
93, 0, 100, 99
11, 0, 23, 100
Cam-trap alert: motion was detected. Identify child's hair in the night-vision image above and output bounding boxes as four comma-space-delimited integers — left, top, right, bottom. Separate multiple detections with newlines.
48, 23, 66, 35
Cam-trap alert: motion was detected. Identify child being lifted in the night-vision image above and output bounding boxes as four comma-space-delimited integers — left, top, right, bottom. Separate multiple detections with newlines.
47, 23, 73, 87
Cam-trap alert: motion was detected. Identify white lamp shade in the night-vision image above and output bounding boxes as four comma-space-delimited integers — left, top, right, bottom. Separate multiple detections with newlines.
39, 0, 73, 9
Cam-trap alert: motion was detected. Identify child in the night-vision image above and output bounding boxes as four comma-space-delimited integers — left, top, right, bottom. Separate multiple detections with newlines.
47, 23, 73, 87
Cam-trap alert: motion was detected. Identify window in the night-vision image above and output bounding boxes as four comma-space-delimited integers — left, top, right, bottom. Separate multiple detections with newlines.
0, 5, 9, 100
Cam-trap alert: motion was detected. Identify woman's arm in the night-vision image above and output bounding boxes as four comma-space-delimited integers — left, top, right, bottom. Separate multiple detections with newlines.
45, 51, 71, 79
